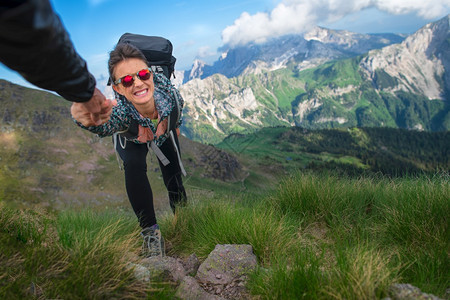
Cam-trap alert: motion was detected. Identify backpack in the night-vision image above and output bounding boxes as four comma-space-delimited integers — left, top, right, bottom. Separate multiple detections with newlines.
110, 33, 186, 176
118, 33, 176, 80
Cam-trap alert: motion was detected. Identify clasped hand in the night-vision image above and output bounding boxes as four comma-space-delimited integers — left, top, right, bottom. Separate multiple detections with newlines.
71, 88, 114, 127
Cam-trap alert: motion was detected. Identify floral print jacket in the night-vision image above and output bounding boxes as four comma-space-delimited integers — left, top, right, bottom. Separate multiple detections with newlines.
75, 73, 184, 147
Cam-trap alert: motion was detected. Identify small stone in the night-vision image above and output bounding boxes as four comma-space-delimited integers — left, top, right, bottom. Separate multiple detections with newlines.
183, 253, 201, 276
139, 256, 186, 283
176, 276, 226, 300
389, 283, 443, 300
196, 244, 257, 285
126, 263, 150, 282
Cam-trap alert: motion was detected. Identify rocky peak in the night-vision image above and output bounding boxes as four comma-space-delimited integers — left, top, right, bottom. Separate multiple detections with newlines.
304, 26, 358, 47
182, 26, 404, 84
360, 14, 449, 100
405, 14, 449, 56
190, 59, 207, 79
305, 26, 405, 52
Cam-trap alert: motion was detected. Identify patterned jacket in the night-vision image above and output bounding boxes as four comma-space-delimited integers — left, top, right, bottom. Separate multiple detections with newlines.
75, 73, 183, 146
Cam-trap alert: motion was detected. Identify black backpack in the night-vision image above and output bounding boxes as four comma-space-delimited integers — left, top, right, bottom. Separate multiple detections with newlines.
118, 33, 176, 80
110, 33, 182, 140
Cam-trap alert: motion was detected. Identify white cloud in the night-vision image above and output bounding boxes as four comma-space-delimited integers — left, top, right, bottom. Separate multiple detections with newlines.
196, 46, 217, 58
221, 0, 450, 47
376, 0, 450, 18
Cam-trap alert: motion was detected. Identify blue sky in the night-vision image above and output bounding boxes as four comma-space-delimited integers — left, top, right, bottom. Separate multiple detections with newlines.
1, 0, 449, 92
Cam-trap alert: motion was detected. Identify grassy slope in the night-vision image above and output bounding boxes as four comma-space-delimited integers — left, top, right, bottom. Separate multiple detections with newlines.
0, 80, 255, 211
1, 173, 448, 299
217, 126, 450, 178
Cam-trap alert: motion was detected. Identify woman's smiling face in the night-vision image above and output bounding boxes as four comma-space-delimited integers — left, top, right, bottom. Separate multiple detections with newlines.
112, 58, 154, 107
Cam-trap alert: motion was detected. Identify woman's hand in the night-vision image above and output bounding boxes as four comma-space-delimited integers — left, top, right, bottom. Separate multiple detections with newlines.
71, 98, 115, 127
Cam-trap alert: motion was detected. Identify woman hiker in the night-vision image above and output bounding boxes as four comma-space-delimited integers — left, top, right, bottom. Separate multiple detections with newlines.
71, 43, 187, 257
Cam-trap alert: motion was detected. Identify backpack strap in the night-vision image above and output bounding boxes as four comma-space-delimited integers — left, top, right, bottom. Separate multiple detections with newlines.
148, 141, 170, 166
166, 100, 179, 134
150, 65, 168, 78
112, 132, 126, 170
169, 130, 187, 177
112, 131, 186, 177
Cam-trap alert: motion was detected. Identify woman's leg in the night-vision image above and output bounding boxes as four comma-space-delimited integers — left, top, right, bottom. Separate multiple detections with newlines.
157, 132, 187, 213
115, 136, 157, 228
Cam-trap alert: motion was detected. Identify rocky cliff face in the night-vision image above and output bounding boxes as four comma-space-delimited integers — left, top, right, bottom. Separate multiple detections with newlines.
181, 74, 261, 134
360, 15, 449, 100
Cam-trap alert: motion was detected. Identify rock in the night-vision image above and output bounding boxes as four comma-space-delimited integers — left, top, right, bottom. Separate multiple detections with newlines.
388, 283, 444, 300
140, 256, 186, 283
175, 276, 226, 300
196, 244, 257, 286
126, 244, 258, 299
125, 263, 150, 282
182, 253, 201, 276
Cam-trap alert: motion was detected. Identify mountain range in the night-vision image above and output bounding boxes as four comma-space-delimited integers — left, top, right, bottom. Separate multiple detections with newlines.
176, 15, 449, 144
176, 28, 405, 83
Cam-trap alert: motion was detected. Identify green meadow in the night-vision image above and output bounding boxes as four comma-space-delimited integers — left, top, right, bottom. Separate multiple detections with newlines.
1, 172, 448, 299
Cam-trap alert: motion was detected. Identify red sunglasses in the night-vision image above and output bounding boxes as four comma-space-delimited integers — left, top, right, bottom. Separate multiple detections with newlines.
114, 68, 152, 87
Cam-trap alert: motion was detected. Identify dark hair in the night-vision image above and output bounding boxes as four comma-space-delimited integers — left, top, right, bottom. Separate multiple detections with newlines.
108, 43, 147, 82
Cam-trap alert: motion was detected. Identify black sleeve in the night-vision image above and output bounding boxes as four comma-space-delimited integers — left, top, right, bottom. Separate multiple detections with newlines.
0, 0, 95, 102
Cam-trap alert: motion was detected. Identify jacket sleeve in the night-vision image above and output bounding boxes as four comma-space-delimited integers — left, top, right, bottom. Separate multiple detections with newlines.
0, 0, 95, 102
74, 104, 131, 137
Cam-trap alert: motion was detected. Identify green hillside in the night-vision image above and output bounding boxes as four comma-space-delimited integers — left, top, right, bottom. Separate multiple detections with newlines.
293, 58, 449, 130
0, 80, 250, 209
1, 80, 448, 209
218, 126, 449, 178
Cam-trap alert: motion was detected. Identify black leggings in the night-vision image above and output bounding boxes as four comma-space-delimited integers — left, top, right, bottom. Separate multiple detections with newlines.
115, 132, 187, 229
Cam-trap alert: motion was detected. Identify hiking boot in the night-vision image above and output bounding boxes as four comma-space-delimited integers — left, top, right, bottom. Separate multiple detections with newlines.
141, 224, 165, 257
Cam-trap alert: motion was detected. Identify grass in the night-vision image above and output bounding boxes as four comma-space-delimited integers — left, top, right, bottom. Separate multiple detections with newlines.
165, 172, 448, 299
255, 172, 449, 298
0, 205, 161, 299
1, 172, 448, 299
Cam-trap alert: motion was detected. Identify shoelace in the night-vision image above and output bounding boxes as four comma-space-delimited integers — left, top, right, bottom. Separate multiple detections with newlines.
142, 232, 162, 257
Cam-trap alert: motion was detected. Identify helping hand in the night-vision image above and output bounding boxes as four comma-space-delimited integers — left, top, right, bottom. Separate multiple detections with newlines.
71, 90, 115, 127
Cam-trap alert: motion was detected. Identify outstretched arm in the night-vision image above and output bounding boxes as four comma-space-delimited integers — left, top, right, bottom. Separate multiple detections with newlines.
72, 99, 130, 137
0, 0, 95, 103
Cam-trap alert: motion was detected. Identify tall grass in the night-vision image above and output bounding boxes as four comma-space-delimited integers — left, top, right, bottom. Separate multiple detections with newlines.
161, 195, 298, 263
1, 172, 448, 299
163, 172, 448, 299
259, 172, 449, 298
0, 205, 154, 299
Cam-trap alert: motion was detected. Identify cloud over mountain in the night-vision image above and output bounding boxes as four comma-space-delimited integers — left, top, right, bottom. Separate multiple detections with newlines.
221, 0, 450, 47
